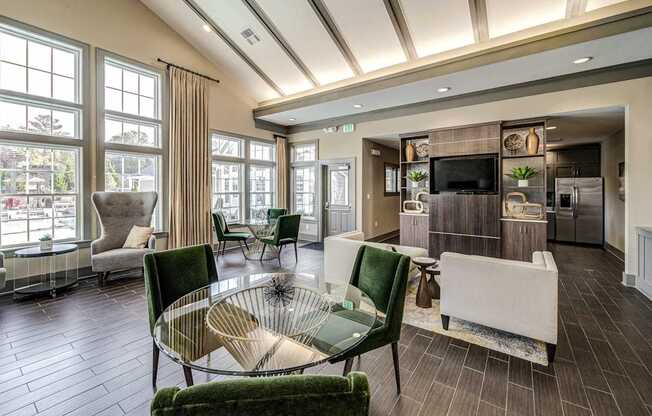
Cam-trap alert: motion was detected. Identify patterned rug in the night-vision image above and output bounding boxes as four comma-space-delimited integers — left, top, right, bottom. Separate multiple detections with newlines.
402, 276, 548, 365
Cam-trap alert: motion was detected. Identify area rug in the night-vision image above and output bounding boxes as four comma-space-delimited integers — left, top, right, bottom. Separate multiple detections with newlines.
402, 276, 548, 365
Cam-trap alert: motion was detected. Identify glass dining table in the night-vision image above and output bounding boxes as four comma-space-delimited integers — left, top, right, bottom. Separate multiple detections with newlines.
238, 217, 277, 260
152, 272, 378, 385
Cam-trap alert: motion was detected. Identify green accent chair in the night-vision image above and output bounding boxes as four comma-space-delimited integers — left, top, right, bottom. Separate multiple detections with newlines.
259, 214, 301, 266
151, 372, 370, 416
212, 212, 252, 257
330, 245, 410, 394
267, 208, 287, 221
144, 244, 218, 388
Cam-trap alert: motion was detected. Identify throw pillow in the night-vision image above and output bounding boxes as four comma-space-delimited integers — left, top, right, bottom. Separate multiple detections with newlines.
123, 225, 154, 249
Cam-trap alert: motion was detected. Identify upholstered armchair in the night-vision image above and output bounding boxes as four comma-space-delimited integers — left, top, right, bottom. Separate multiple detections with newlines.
91, 191, 158, 287
151, 372, 370, 416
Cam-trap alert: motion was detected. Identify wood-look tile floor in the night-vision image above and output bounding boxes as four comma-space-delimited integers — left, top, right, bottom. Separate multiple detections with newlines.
1, 242, 651, 416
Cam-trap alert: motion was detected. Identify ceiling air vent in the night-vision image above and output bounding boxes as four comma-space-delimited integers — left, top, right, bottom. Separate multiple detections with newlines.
241, 28, 260, 45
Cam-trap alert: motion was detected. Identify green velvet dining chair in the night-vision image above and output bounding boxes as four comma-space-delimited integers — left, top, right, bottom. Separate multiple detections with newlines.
267, 208, 287, 220
151, 372, 370, 416
258, 214, 301, 266
212, 211, 252, 257
329, 245, 410, 394
143, 244, 218, 388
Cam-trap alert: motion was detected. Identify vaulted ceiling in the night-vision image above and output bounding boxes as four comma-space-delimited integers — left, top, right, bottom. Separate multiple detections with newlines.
142, 0, 652, 128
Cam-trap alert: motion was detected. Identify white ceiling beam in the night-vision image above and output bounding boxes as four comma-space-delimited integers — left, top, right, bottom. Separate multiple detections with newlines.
566, 0, 589, 18
182, 0, 286, 96
468, 0, 490, 43
241, 0, 319, 87
307, 0, 363, 75
383, 0, 418, 60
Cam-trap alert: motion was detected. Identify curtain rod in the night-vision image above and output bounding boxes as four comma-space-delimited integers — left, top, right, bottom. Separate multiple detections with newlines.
157, 58, 220, 83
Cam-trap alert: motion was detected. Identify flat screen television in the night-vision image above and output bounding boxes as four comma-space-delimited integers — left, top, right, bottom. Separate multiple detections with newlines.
430, 154, 498, 193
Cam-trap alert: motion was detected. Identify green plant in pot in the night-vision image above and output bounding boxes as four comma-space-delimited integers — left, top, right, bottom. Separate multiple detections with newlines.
39, 234, 53, 251
407, 170, 427, 187
507, 166, 538, 187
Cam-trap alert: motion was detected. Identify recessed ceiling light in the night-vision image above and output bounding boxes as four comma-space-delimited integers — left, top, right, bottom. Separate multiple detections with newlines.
353, 104, 363, 109
202, 24, 212, 33
437, 87, 451, 93
546, 126, 557, 130
289, 118, 296, 122
573, 57, 593, 64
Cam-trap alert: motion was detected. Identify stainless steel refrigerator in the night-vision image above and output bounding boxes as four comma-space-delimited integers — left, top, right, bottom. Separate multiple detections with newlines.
555, 177, 604, 244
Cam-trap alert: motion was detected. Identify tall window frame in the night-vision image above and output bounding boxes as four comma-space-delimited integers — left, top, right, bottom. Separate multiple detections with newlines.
210, 131, 276, 224
96, 49, 166, 229
290, 141, 318, 220
0, 17, 90, 248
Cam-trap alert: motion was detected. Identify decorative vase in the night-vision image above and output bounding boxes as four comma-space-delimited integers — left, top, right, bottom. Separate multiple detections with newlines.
40, 240, 53, 251
525, 128, 540, 155
405, 143, 415, 162
518, 179, 529, 187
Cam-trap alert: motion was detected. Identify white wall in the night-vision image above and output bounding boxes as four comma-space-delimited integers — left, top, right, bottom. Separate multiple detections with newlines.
603, 129, 626, 252
290, 77, 652, 277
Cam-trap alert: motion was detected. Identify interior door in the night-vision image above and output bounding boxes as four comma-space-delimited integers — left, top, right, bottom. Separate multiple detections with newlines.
324, 163, 353, 237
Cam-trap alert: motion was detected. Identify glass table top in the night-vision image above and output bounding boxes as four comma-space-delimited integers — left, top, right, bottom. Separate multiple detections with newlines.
153, 273, 378, 376
239, 217, 277, 227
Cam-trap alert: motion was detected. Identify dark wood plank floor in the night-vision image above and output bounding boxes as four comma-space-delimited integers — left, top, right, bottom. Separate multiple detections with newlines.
1, 242, 651, 416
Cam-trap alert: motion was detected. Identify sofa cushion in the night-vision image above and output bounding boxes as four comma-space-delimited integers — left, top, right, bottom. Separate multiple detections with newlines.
92, 247, 152, 272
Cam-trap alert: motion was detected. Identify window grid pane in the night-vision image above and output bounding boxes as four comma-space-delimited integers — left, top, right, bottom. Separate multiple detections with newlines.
0, 30, 78, 103
0, 143, 79, 246
294, 166, 315, 218
249, 165, 274, 220
104, 116, 159, 147
293, 143, 316, 162
104, 62, 159, 120
212, 134, 244, 158
212, 161, 242, 223
250, 141, 275, 162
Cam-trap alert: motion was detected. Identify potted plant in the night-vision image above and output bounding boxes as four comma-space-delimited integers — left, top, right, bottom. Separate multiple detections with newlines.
407, 170, 427, 187
507, 166, 538, 187
39, 234, 53, 251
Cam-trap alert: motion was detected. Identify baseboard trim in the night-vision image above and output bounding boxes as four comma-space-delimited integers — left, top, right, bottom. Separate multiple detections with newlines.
604, 242, 625, 262
622, 272, 637, 287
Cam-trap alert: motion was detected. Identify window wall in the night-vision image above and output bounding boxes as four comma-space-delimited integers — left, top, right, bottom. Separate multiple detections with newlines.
0, 19, 87, 247
97, 49, 165, 228
211, 132, 276, 223
290, 141, 318, 220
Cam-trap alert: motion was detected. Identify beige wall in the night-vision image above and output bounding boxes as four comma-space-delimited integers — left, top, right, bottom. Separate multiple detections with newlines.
362, 140, 400, 239
290, 77, 652, 276
603, 129, 626, 252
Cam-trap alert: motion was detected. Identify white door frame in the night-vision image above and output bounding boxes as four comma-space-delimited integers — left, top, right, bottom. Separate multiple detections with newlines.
318, 158, 356, 241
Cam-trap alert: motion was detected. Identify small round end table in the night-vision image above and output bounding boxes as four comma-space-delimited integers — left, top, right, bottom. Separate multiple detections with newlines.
13, 243, 79, 299
413, 257, 437, 308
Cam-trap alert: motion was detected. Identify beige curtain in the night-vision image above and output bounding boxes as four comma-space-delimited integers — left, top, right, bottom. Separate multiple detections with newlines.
276, 135, 288, 209
168, 67, 211, 248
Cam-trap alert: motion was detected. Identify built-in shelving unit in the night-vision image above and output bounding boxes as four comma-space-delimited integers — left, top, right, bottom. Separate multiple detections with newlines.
399, 136, 430, 214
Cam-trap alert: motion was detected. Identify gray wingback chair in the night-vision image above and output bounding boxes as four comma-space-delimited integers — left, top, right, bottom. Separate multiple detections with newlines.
91, 192, 158, 287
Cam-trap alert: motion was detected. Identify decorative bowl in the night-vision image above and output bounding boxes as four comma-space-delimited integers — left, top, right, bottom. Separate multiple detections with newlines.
503, 133, 524, 152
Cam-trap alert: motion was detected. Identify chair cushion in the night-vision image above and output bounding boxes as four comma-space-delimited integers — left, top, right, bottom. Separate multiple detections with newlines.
92, 247, 152, 272
123, 225, 154, 248
357, 246, 402, 314
223, 232, 251, 240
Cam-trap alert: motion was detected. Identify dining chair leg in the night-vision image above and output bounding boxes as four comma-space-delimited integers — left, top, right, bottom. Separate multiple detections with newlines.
260, 244, 266, 261
277, 245, 282, 267
244, 239, 249, 250
152, 340, 159, 388
182, 365, 194, 387
222, 241, 227, 255
238, 241, 246, 257
342, 358, 354, 376
294, 242, 298, 262
391, 342, 401, 394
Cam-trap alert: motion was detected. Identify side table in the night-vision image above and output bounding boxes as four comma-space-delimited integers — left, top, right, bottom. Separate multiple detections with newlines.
13, 243, 79, 299
412, 257, 437, 308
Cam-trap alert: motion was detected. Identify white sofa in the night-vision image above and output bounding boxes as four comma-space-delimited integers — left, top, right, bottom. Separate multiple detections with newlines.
323, 231, 427, 283
440, 251, 558, 362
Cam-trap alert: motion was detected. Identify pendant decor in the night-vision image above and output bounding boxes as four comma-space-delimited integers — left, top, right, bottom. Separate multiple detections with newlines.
405, 143, 416, 162
526, 128, 540, 155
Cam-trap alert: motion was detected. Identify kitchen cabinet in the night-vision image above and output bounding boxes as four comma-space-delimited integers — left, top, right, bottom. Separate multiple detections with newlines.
501, 220, 547, 261
400, 214, 428, 249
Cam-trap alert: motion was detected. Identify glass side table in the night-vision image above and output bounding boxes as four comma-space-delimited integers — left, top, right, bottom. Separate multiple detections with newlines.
13, 243, 79, 299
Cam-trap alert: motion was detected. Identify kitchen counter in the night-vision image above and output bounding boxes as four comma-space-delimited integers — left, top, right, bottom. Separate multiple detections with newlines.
500, 217, 548, 224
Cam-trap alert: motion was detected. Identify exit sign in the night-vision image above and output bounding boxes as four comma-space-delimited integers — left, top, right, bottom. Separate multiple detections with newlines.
340, 123, 355, 133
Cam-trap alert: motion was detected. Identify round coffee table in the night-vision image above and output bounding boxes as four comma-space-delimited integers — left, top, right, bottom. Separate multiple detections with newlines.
412, 257, 437, 308
13, 243, 79, 299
